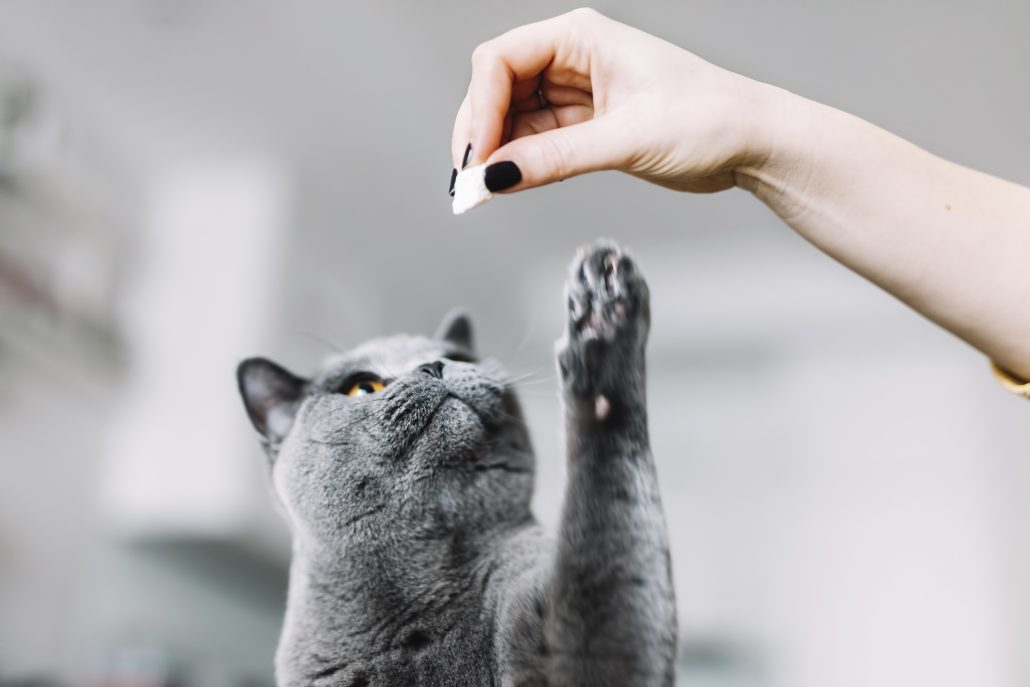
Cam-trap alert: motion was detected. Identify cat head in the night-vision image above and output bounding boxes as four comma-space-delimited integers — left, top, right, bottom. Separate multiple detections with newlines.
237, 310, 534, 551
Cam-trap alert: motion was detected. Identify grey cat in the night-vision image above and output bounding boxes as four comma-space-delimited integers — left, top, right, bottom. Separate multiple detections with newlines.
237, 240, 677, 686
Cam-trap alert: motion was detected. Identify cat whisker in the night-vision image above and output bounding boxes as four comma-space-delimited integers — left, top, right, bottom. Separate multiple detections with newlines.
491, 315, 540, 361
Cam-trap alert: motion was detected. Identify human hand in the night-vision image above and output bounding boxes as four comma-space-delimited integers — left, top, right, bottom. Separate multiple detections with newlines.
449, 8, 784, 198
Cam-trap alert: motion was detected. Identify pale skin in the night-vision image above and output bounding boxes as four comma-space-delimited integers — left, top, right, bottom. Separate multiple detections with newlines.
451, 8, 1030, 382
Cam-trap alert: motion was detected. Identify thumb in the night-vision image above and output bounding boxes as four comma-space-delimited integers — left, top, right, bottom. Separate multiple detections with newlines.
483, 117, 629, 192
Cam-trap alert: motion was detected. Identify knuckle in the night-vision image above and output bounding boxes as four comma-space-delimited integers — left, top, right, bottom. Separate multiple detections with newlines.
470, 41, 494, 66
567, 7, 601, 21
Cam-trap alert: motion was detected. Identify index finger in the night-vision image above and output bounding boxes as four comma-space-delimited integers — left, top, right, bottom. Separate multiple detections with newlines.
464, 13, 581, 166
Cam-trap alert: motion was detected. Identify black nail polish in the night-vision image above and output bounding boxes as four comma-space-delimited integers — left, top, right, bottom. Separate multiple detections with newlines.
484, 161, 522, 192
448, 167, 457, 196
462, 143, 473, 169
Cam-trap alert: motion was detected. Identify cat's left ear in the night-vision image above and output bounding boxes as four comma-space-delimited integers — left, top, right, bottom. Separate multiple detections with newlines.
237, 357, 307, 445
435, 308, 475, 354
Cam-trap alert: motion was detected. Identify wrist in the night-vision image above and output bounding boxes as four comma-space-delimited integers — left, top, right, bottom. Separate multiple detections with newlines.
733, 81, 817, 200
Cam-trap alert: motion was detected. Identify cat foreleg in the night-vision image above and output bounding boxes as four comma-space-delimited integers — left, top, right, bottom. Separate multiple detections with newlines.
546, 240, 678, 686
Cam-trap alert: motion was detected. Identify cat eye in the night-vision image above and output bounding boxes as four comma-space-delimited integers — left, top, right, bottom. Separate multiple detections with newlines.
343, 378, 386, 397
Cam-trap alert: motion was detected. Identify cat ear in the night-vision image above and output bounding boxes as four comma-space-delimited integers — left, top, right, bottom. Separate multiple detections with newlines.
435, 308, 475, 354
237, 357, 307, 444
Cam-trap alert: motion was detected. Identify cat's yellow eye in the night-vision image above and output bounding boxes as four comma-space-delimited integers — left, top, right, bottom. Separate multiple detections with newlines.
345, 379, 386, 397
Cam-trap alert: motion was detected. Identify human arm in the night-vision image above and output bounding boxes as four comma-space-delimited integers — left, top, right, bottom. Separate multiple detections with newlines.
738, 93, 1030, 381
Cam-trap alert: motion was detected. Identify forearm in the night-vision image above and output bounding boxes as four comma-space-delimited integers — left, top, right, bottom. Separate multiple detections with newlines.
737, 88, 1030, 380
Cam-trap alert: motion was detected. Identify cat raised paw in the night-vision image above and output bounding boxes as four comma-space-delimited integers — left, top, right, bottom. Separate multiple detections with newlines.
557, 240, 650, 418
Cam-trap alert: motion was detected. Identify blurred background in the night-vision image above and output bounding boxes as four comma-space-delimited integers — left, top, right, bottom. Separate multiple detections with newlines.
1, 1, 1027, 685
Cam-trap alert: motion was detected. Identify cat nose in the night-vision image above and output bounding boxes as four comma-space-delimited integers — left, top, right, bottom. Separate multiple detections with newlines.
418, 361, 445, 380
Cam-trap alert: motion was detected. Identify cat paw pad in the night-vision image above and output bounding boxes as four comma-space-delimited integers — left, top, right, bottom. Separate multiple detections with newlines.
557, 240, 650, 404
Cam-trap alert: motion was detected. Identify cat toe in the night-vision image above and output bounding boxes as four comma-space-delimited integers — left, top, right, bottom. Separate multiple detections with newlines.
564, 241, 647, 344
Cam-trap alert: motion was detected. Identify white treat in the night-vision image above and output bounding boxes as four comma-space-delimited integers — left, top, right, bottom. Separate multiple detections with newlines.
452, 164, 494, 215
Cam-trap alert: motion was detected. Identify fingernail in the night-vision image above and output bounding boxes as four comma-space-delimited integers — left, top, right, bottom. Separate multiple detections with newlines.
484, 161, 522, 192
448, 167, 457, 196
462, 143, 473, 169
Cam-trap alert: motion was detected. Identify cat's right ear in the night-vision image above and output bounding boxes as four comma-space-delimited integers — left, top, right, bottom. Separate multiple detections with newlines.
237, 358, 307, 445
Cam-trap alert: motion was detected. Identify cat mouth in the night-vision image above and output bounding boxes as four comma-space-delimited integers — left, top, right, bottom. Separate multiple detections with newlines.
407, 393, 498, 450
445, 392, 492, 427
389, 381, 504, 451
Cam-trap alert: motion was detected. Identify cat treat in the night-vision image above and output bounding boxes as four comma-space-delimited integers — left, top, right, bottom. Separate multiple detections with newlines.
451, 164, 494, 214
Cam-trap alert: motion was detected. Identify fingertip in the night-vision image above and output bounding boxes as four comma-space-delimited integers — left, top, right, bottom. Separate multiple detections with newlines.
483, 160, 523, 193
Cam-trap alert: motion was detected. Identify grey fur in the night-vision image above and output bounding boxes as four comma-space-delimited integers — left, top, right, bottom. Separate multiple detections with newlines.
237, 241, 677, 686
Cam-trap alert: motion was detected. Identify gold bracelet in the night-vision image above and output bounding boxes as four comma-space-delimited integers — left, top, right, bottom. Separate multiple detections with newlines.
992, 361, 1030, 398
